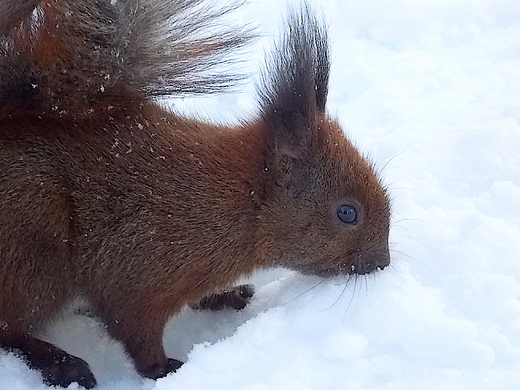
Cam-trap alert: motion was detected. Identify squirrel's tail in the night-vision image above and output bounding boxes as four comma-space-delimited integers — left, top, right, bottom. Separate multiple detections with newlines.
0, 0, 251, 117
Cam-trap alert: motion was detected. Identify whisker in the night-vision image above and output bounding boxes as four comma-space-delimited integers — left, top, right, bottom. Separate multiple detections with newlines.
342, 276, 359, 324
364, 274, 370, 295
320, 276, 351, 312
379, 151, 406, 174
83, 326, 109, 362
281, 277, 328, 306
387, 186, 422, 193
390, 249, 417, 262
392, 217, 425, 225
388, 263, 405, 282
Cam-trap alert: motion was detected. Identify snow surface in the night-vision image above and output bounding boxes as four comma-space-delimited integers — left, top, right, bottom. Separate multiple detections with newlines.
2, 0, 520, 389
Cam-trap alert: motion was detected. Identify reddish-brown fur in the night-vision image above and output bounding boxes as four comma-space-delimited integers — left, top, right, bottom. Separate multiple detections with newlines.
0, 0, 391, 388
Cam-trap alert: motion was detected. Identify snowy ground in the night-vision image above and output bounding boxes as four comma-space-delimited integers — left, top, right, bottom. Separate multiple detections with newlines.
2, 0, 520, 389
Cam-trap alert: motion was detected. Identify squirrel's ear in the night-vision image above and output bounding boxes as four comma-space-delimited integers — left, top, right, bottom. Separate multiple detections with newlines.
259, 4, 329, 158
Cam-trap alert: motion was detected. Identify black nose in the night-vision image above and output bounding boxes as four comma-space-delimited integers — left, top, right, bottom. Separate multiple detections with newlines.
350, 250, 390, 275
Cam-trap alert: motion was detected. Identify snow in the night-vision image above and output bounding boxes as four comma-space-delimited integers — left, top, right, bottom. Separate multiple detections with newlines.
2, 0, 520, 389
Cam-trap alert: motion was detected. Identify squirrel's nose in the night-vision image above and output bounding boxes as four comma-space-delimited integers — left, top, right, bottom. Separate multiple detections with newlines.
350, 248, 390, 275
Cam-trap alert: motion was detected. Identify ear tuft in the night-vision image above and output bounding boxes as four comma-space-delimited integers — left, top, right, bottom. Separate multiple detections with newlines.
259, 3, 330, 157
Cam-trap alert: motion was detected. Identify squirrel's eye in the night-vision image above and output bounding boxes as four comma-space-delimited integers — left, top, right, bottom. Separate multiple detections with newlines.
337, 205, 357, 224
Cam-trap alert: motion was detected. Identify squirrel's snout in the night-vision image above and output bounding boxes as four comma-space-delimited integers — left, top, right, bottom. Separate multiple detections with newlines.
350, 248, 391, 275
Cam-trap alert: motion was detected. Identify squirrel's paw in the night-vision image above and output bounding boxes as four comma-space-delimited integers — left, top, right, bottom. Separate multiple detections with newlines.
193, 284, 255, 311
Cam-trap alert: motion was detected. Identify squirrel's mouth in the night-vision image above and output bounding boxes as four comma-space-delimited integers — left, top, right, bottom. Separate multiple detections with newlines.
298, 248, 391, 277
315, 262, 388, 277
346, 245, 391, 275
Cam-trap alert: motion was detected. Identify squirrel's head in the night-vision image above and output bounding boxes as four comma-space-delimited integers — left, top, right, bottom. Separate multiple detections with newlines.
256, 5, 390, 276
258, 115, 391, 276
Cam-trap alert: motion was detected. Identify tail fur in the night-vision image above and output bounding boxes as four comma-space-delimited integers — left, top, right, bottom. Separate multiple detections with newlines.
0, 0, 251, 117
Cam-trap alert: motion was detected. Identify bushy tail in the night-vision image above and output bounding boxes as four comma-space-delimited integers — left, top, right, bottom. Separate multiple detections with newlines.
0, 0, 251, 117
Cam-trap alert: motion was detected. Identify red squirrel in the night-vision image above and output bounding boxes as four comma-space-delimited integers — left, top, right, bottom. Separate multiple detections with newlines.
0, 0, 391, 388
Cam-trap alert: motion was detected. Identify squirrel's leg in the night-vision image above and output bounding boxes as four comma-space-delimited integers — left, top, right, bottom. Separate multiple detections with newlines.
192, 284, 255, 311
0, 332, 96, 388
95, 301, 183, 379
0, 271, 96, 388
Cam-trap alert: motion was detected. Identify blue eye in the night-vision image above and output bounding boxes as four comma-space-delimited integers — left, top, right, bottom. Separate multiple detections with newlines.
337, 205, 357, 224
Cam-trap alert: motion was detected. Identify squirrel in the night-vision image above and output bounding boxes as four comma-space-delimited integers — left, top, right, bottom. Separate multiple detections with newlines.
0, 0, 391, 388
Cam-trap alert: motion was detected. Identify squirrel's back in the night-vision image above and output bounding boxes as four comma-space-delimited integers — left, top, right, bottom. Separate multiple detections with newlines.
0, 0, 251, 118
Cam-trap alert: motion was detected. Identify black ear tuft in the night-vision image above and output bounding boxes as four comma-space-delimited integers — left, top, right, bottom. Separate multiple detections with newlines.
259, 2, 330, 157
